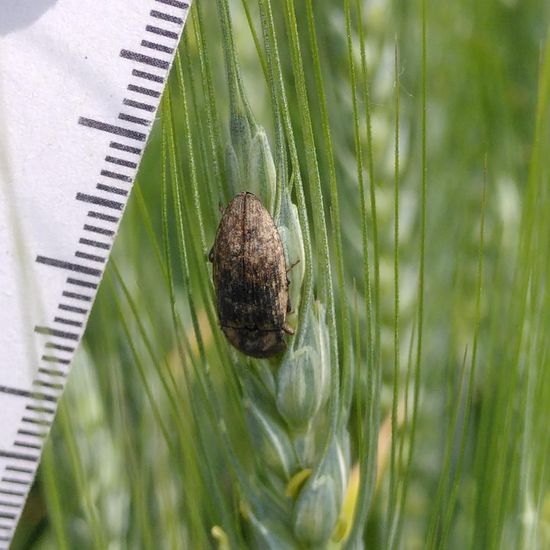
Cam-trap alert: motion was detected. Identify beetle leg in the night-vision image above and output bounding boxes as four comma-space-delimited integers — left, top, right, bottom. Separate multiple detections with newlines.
283, 323, 295, 335
286, 259, 300, 274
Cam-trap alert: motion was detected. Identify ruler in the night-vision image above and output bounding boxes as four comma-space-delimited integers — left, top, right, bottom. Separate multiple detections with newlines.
0, 0, 190, 544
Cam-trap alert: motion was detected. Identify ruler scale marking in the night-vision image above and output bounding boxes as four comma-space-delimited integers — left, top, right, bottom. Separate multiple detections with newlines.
118, 113, 152, 126
78, 117, 147, 142
61, 297, 90, 306
74, 252, 107, 263
105, 157, 138, 170
131, 69, 165, 84
0, 452, 38, 464
83, 225, 115, 237
52, 318, 83, 328
77, 193, 124, 211
21, 418, 52, 427
4, 467, 32, 475
156, 0, 189, 8
0, 494, 25, 497
106, 155, 139, 167
0, 506, 22, 519
1, 480, 32, 487
96, 185, 128, 197
44, 343, 76, 352
100, 169, 133, 182
145, 25, 179, 40
150, 10, 184, 25
120, 49, 169, 70
36, 256, 102, 277
37, 368, 67, 377
41, 355, 72, 364
57, 305, 89, 315
141, 40, 175, 55
79, 238, 111, 250
0, 386, 57, 403
127, 83, 162, 98
65, 278, 99, 289
24, 406, 55, 414
109, 141, 143, 154
32, 380, 63, 390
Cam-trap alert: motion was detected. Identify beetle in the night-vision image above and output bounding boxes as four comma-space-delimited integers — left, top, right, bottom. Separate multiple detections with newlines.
209, 192, 294, 358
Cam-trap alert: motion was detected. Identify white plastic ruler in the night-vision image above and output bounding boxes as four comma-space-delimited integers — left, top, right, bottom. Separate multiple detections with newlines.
0, 0, 191, 544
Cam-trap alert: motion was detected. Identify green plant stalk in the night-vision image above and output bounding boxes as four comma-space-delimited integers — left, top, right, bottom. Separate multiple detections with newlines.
439, 165, 488, 546
109, 254, 184, 435
304, 0, 352, 428
214, 0, 240, 114
172, 59, 208, 253
281, 0, 340, 458
107, 265, 178, 459
526, 141, 550, 547
425, 169, 488, 548
352, 281, 364, 474
163, 89, 208, 363
342, 0, 377, 545
191, 3, 227, 205
216, 0, 257, 130
472, 29, 550, 549
97, 307, 149, 548
396, 0, 428, 543
41, 440, 70, 550
496, 33, 550, 547
516, 34, 550, 549
239, 0, 268, 80
110, 365, 155, 550
354, 0, 380, 340
427, 348, 471, 547
180, 31, 218, 228
388, 317, 418, 547
239, 0, 289, 219
356, 4, 383, 538
57, 403, 106, 549
133, 182, 170, 281
387, 37, 401, 541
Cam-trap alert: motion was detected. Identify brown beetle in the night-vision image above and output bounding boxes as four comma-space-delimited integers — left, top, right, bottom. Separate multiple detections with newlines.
209, 192, 294, 358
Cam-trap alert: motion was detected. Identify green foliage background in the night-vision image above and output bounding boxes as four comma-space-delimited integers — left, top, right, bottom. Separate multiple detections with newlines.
12, 0, 550, 548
